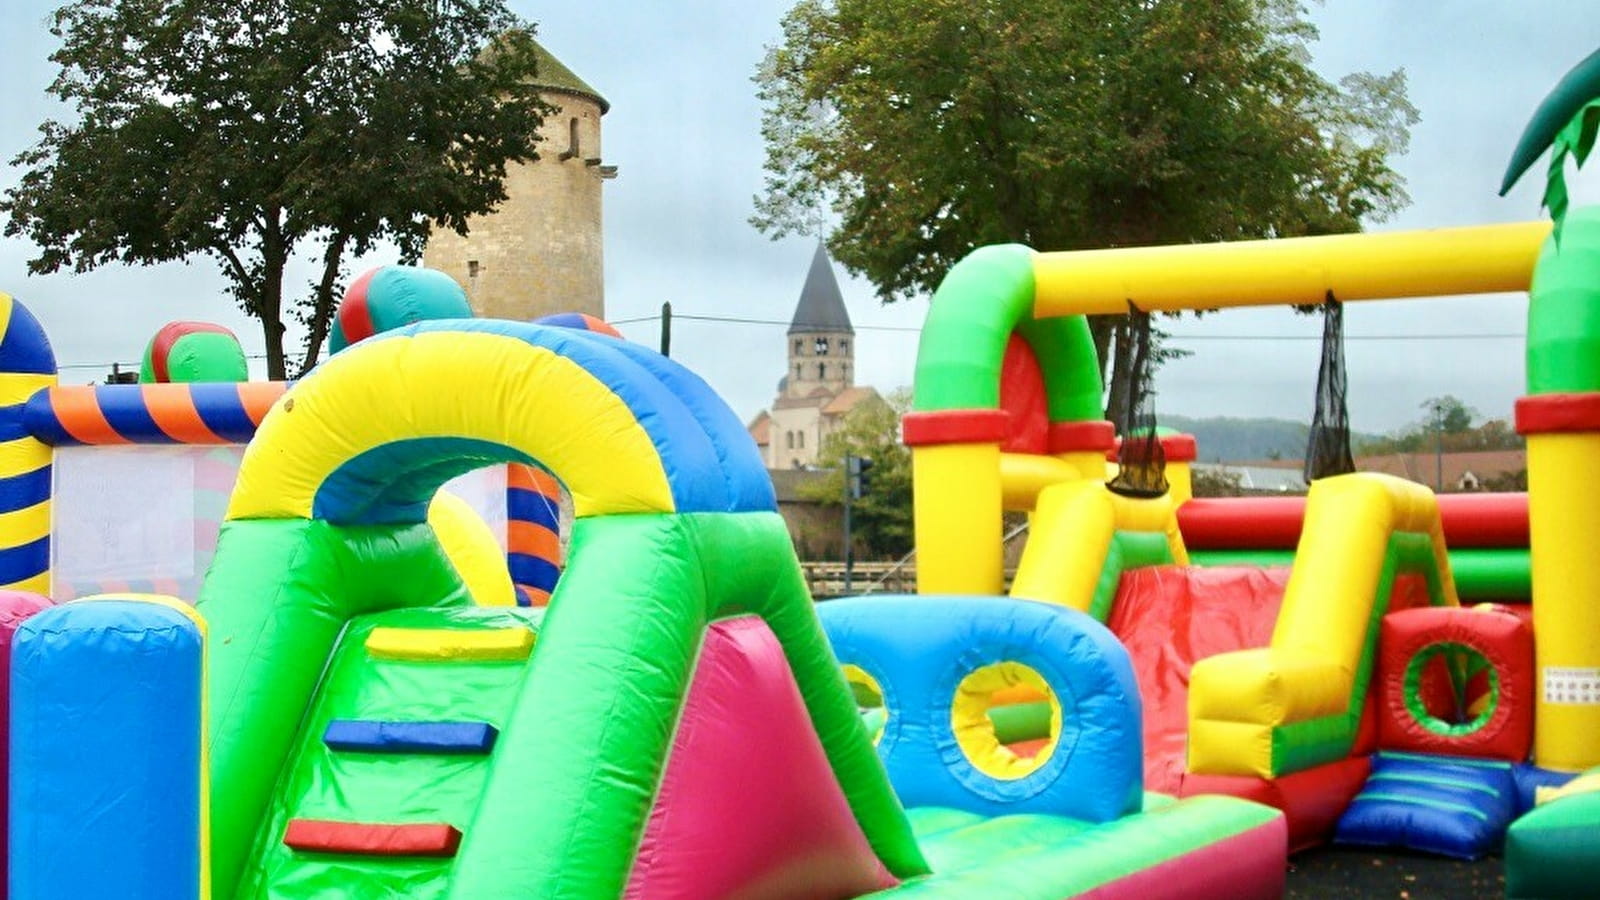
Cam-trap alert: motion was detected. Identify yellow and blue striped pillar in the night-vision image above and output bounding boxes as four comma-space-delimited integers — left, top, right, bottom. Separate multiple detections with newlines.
0, 292, 56, 595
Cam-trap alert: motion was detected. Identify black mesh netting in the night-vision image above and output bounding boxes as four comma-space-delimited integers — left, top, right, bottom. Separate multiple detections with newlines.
1304, 291, 1355, 482
1108, 304, 1169, 498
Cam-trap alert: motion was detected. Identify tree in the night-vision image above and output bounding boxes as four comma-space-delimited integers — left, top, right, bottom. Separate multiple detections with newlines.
1354, 396, 1524, 455
1424, 395, 1475, 435
801, 388, 913, 558
4, 0, 550, 379
753, 0, 1417, 421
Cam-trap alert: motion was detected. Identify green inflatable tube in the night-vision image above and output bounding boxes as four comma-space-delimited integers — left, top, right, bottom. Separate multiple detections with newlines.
1188, 548, 1530, 601
988, 701, 1053, 745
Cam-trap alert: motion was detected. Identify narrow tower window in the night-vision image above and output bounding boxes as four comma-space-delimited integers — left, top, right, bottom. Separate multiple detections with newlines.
818, 362, 826, 379
814, 337, 829, 356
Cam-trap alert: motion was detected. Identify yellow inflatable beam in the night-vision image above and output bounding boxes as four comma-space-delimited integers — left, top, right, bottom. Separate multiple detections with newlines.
1010, 481, 1186, 613
1188, 473, 1458, 778
999, 452, 1080, 511
1032, 221, 1548, 317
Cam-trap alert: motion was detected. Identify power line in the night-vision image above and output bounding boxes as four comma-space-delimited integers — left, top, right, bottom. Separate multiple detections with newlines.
58, 352, 276, 372
610, 310, 1521, 341
49, 324, 1525, 374
1166, 333, 1524, 342
611, 312, 921, 332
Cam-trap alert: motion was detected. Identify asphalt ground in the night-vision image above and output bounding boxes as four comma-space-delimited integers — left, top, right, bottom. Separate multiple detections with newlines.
1285, 847, 1505, 899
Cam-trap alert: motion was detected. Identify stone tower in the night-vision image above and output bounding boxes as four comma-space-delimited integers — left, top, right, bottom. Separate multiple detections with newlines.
423, 41, 614, 321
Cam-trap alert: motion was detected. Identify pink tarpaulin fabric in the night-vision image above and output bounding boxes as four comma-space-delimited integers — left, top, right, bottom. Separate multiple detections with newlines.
624, 615, 896, 900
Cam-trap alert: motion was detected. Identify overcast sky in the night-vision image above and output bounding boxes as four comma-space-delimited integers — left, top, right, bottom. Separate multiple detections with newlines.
3, 2, 1600, 438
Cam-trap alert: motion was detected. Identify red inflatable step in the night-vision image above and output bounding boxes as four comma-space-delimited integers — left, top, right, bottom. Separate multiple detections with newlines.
283, 819, 462, 857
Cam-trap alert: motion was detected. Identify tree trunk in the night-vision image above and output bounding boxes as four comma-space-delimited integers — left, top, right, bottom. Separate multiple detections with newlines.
297, 234, 349, 377
1104, 316, 1135, 431
258, 210, 289, 381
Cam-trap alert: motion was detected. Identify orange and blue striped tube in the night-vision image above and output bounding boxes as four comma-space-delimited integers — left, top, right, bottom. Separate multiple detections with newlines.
506, 464, 562, 606
23, 383, 286, 446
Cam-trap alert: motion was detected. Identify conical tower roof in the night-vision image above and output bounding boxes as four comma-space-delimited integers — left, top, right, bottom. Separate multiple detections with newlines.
532, 40, 609, 113
787, 242, 854, 335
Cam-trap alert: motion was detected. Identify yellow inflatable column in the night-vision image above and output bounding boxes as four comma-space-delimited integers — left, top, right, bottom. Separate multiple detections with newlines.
1160, 433, 1197, 507
1518, 399, 1600, 771
904, 411, 1006, 595
1519, 214, 1600, 772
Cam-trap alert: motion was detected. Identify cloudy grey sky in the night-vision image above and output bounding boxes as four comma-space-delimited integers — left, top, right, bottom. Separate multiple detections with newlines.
3, 1, 1599, 438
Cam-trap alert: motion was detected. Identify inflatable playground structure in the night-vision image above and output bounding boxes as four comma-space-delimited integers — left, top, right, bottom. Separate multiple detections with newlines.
0, 120, 1598, 900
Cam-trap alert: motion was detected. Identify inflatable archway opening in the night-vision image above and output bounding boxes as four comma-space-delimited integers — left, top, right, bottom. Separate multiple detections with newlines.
820, 594, 1144, 824
845, 663, 888, 744
1404, 641, 1498, 737
952, 661, 1063, 778
1377, 605, 1534, 761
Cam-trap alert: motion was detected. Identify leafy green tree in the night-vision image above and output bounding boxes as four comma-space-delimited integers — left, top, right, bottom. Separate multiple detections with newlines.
801, 388, 913, 558
1424, 395, 1476, 435
4, 0, 550, 378
753, 0, 1417, 420
1355, 396, 1524, 455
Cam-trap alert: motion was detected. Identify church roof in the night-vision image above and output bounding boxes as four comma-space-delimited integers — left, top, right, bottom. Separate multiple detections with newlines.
532, 40, 609, 114
822, 386, 880, 417
788, 242, 854, 335
746, 410, 771, 447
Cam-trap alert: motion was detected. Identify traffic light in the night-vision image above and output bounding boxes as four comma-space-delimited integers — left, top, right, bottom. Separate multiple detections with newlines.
847, 455, 875, 499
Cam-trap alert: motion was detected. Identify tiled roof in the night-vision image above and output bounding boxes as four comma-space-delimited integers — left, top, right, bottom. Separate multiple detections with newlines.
822, 386, 880, 417
531, 40, 609, 113
747, 410, 771, 446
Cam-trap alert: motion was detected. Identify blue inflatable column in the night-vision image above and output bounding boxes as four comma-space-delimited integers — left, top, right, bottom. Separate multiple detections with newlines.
10, 597, 205, 900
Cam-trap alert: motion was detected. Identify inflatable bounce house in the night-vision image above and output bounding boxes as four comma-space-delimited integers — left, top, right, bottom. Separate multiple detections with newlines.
816, 50, 1600, 900
1, 47, 1600, 899
0, 263, 1290, 899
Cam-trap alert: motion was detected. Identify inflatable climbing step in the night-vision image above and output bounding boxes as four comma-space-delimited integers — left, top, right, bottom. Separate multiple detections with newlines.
1335, 751, 1517, 859
237, 606, 541, 897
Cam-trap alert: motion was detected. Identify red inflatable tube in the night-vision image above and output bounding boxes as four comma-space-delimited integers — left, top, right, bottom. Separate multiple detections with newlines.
1178, 493, 1529, 550
1178, 497, 1306, 549
1180, 756, 1371, 853
1376, 606, 1533, 761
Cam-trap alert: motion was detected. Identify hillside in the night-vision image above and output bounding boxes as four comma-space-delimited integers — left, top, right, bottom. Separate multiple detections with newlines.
1162, 414, 1381, 463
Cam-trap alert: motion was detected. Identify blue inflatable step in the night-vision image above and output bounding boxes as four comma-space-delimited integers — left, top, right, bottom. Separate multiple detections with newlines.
1335, 751, 1516, 860
323, 720, 499, 755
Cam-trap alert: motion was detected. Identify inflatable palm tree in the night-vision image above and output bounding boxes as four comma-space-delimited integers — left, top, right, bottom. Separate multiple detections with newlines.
1501, 47, 1600, 233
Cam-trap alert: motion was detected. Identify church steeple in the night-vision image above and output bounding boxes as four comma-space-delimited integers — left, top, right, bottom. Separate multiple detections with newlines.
783, 243, 855, 398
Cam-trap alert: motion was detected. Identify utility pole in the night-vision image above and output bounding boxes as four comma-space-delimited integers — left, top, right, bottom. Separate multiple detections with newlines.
842, 471, 853, 595
843, 455, 873, 595
1432, 398, 1444, 491
659, 301, 672, 358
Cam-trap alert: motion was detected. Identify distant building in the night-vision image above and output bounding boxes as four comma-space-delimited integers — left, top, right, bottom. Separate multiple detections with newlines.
748, 243, 881, 469
1192, 462, 1308, 494
1219, 448, 1527, 493
424, 40, 616, 322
